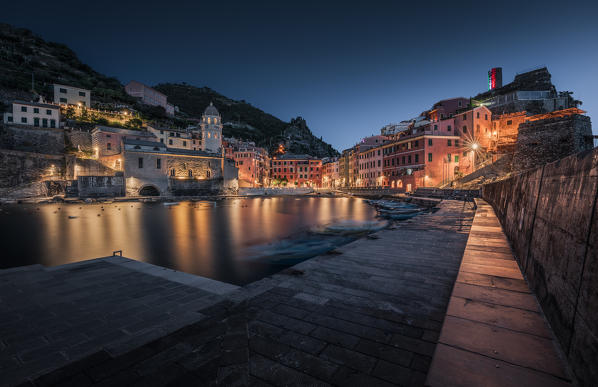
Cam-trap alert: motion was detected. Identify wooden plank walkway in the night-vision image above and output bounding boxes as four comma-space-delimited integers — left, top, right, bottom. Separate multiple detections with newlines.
426, 199, 572, 387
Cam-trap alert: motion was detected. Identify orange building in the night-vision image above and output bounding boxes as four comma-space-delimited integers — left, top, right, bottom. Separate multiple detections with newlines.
271, 154, 322, 187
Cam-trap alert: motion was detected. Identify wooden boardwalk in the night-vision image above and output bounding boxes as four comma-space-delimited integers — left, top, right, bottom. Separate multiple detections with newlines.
426, 200, 572, 386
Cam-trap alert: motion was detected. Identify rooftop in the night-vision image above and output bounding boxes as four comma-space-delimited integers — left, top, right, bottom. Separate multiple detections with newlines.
13, 100, 59, 109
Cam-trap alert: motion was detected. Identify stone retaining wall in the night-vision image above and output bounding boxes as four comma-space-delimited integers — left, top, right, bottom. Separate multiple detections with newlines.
482, 147, 598, 386
0, 124, 65, 154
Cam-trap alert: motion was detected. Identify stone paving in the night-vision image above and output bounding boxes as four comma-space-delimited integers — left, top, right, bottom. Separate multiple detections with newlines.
0, 257, 238, 387
11, 200, 475, 386
426, 200, 571, 386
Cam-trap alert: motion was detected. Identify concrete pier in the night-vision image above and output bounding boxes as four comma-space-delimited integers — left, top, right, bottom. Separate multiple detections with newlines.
0, 199, 571, 386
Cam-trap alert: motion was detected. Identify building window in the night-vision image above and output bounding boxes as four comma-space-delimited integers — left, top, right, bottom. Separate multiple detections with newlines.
160, 130, 164, 134
485, 114, 488, 120
463, 126, 467, 133
157, 159, 161, 169
447, 125, 452, 131
507, 120, 513, 125
448, 139, 452, 146
428, 153, 432, 162
21, 117, 27, 123
79, 91, 86, 96
34, 117, 39, 126
463, 114, 467, 120
455, 155, 459, 162
458, 101, 462, 107
60, 88, 67, 93
107, 143, 111, 150
60, 98, 67, 103
7, 116, 12, 122
447, 154, 452, 162
455, 140, 459, 147
476, 112, 480, 118
46, 109, 52, 115
434, 124, 438, 130
463, 151, 468, 156
138, 158, 143, 168
33, 108, 39, 113
188, 170, 193, 177
160, 138, 164, 143
21, 106, 27, 112
170, 169, 175, 176
476, 124, 480, 133
169, 139, 173, 145
415, 154, 419, 163
428, 139, 433, 146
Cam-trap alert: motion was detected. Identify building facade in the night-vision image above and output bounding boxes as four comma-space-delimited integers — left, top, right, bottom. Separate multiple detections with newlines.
53, 84, 91, 107
200, 103, 223, 153
271, 154, 322, 187
124, 81, 175, 116
322, 159, 340, 188
122, 138, 223, 196
147, 126, 200, 151
3, 101, 60, 128
233, 145, 270, 187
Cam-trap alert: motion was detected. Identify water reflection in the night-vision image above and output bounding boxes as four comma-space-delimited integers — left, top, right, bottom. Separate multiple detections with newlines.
0, 197, 378, 285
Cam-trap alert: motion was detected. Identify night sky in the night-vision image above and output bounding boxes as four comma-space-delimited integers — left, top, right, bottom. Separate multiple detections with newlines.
3, 0, 598, 151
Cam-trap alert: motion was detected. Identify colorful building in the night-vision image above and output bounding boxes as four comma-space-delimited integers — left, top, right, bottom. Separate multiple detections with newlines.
381, 120, 473, 192
322, 159, 340, 188
271, 154, 322, 187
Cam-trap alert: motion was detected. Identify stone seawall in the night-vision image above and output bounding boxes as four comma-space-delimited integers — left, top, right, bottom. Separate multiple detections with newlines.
482, 147, 598, 386
0, 149, 66, 196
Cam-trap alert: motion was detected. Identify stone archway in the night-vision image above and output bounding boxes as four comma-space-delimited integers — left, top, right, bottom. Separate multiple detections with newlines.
139, 185, 160, 196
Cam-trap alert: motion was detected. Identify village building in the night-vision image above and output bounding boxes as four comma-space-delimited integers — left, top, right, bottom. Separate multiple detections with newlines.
53, 84, 91, 107
122, 138, 224, 196
146, 125, 200, 151
381, 119, 471, 192
124, 80, 175, 116
233, 145, 270, 187
357, 145, 385, 187
271, 154, 322, 187
3, 101, 60, 128
200, 103, 223, 153
322, 159, 340, 188
91, 125, 157, 170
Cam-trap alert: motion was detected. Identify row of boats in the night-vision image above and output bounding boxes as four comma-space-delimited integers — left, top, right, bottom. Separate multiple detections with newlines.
365, 199, 426, 221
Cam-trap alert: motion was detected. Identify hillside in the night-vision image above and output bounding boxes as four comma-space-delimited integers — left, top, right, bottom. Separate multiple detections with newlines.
0, 24, 134, 106
155, 83, 339, 157
0, 23, 339, 157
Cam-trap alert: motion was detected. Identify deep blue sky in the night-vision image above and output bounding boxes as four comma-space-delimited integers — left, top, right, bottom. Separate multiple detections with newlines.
4, 0, 598, 150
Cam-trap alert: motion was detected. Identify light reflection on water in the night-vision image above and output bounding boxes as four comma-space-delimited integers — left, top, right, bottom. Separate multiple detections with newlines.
0, 197, 379, 285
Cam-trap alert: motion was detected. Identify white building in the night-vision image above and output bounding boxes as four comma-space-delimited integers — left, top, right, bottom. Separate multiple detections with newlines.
53, 84, 91, 107
3, 101, 60, 128
200, 102, 222, 153
146, 125, 201, 151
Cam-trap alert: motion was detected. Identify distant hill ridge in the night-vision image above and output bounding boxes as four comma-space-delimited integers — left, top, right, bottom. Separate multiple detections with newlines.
0, 23, 339, 157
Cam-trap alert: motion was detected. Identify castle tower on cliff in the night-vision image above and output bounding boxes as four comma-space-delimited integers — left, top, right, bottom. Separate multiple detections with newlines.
201, 102, 222, 153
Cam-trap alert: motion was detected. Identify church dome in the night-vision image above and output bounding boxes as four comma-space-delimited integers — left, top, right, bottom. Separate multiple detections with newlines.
204, 102, 219, 116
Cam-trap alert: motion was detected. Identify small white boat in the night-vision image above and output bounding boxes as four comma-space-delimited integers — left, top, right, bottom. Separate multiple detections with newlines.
163, 202, 180, 207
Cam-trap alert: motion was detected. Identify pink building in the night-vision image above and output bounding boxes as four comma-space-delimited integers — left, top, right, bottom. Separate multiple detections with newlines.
354, 135, 387, 187
322, 159, 340, 188
357, 145, 384, 187
125, 81, 175, 116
